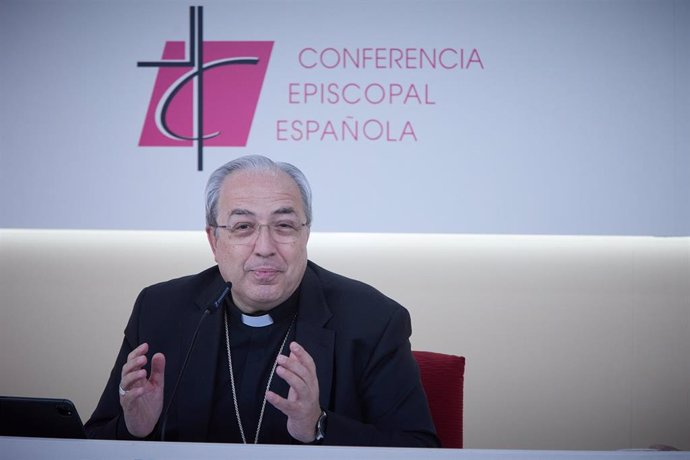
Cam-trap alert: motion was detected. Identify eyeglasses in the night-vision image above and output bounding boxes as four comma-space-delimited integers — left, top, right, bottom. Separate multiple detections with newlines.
212, 220, 308, 245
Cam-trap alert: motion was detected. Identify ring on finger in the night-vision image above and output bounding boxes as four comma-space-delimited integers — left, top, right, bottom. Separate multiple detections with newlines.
118, 384, 127, 396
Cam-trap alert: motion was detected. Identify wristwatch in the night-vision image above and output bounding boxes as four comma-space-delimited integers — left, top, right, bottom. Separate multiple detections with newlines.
314, 409, 327, 442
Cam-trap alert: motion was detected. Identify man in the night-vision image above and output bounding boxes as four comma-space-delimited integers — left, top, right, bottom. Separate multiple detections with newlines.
85, 155, 439, 447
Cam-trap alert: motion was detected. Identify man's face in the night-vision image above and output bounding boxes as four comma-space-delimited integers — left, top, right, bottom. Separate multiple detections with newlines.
206, 169, 310, 314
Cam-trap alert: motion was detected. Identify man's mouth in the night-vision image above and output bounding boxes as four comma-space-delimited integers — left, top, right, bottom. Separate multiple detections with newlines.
249, 267, 282, 281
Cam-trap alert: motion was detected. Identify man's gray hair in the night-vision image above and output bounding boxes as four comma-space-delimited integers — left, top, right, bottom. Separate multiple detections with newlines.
205, 154, 313, 227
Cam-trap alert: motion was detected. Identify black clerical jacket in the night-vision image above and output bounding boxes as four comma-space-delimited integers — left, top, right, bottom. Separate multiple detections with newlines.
85, 261, 440, 447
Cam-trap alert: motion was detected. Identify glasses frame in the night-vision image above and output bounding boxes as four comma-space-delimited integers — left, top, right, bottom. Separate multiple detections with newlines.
211, 221, 308, 245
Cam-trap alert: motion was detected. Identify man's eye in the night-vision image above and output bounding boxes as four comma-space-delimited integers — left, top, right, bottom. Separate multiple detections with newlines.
232, 223, 254, 232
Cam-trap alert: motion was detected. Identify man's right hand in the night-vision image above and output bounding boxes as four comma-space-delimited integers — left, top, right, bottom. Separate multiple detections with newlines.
118, 342, 165, 438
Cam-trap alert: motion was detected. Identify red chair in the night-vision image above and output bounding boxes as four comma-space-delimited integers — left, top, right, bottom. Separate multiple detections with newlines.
413, 350, 465, 448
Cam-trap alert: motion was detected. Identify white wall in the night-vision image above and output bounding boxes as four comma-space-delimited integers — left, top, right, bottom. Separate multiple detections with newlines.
1, 0, 688, 236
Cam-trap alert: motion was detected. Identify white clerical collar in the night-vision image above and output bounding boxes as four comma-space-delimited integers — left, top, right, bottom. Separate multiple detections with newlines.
241, 313, 274, 328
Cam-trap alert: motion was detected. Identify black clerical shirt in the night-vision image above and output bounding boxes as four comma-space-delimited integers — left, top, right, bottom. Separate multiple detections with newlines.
207, 291, 298, 444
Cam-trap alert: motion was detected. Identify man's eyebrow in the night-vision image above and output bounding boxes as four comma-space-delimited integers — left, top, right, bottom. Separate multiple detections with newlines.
273, 207, 297, 216
229, 209, 255, 217
227, 208, 297, 218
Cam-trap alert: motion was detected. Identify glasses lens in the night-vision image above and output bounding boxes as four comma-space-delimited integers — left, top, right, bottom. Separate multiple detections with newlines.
225, 221, 303, 245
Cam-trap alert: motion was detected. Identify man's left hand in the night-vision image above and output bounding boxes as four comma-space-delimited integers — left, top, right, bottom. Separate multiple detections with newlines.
266, 341, 322, 443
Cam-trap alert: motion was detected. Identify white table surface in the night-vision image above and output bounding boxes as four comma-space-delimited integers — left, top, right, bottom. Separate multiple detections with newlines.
2, 436, 688, 460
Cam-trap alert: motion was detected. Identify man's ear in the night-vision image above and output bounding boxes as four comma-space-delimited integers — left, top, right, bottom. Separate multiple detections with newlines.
206, 226, 218, 258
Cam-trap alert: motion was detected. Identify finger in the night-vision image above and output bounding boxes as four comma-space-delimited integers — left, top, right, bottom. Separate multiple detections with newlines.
265, 390, 292, 414
277, 351, 318, 392
120, 368, 148, 392
276, 353, 308, 382
266, 389, 321, 441
275, 360, 311, 398
121, 354, 148, 380
120, 378, 147, 405
288, 342, 316, 372
120, 384, 149, 409
120, 358, 148, 389
126, 343, 149, 362
148, 353, 166, 387
121, 343, 149, 381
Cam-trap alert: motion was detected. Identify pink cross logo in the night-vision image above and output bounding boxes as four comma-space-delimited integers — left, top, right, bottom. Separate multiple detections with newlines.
138, 6, 273, 170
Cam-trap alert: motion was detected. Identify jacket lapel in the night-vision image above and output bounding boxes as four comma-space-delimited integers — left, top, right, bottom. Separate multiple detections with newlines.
173, 271, 227, 441
295, 265, 335, 409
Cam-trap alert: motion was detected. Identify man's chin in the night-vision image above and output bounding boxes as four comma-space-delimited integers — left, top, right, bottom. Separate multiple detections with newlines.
243, 287, 286, 311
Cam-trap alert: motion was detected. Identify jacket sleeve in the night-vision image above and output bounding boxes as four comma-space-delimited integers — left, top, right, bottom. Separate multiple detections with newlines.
84, 289, 151, 440
323, 307, 440, 447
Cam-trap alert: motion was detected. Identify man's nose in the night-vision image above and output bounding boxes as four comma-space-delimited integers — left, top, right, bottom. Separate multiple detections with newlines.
252, 224, 277, 255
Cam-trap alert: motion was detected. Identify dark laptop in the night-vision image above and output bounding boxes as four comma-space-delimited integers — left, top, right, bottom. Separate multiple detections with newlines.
0, 396, 87, 439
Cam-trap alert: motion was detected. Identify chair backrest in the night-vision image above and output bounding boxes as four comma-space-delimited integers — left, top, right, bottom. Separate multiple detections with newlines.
413, 350, 465, 448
